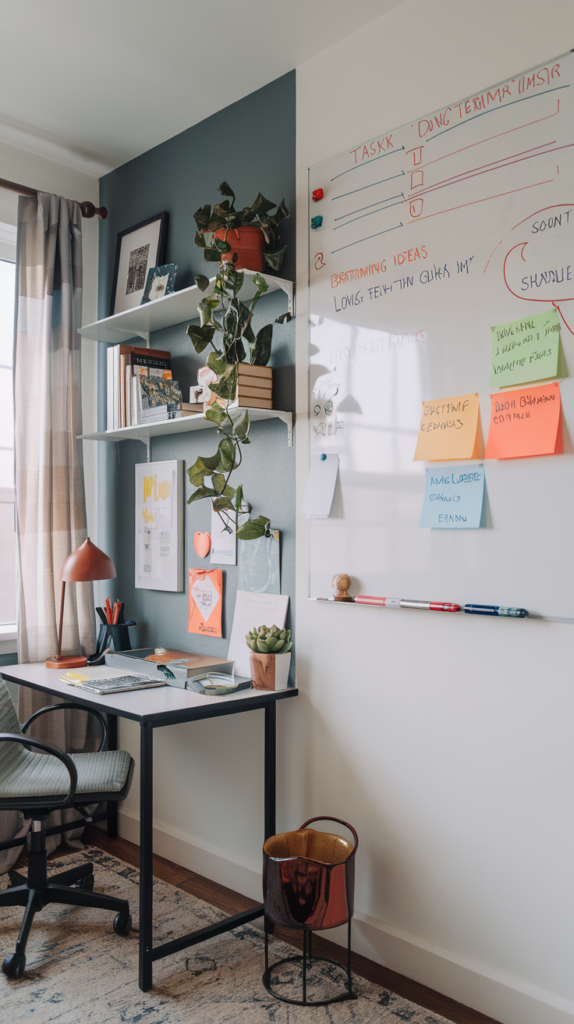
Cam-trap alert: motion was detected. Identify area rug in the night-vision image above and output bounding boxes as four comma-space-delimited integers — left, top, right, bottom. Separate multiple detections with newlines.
0, 847, 454, 1023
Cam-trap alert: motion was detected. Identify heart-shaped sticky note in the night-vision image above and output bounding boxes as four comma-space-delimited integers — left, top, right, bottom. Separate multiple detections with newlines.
193, 532, 211, 559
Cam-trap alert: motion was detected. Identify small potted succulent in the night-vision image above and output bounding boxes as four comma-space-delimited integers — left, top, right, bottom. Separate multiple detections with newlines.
246, 624, 293, 691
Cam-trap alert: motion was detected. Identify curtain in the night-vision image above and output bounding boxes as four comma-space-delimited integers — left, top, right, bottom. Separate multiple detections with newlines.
6, 192, 97, 863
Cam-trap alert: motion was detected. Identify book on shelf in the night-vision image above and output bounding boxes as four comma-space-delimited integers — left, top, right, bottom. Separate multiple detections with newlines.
106, 344, 172, 431
132, 376, 183, 425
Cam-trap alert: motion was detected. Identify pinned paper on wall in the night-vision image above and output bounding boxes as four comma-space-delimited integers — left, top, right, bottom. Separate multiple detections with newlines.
413, 394, 481, 462
485, 382, 562, 459
238, 531, 280, 594
419, 465, 485, 529
210, 506, 237, 565
490, 308, 562, 388
227, 591, 289, 678
188, 568, 223, 637
301, 454, 339, 516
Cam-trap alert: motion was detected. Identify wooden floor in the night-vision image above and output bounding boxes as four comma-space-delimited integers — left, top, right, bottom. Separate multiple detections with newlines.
81, 825, 502, 1024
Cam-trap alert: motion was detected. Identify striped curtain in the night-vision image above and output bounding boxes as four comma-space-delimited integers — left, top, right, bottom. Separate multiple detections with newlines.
9, 192, 97, 861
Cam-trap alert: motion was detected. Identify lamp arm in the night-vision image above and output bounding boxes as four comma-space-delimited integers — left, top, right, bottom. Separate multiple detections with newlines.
22, 703, 108, 752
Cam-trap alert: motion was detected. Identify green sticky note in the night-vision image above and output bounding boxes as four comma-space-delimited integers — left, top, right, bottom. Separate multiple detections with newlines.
490, 308, 561, 388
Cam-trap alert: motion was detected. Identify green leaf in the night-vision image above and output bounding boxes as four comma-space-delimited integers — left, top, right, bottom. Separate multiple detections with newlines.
187, 452, 222, 487
250, 273, 269, 314
204, 247, 223, 263
198, 295, 219, 328
212, 473, 227, 493
275, 311, 292, 325
206, 350, 227, 375
194, 272, 210, 290
210, 363, 238, 401
251, 323, 273, 366
223, 333, 246, 365
236, 515, 270, 541
263, 246, 287, 272
214, 237, 231, 253
218, 182, 236, 204
235, 484, 243, 510
233, 410, 250, 443
187, 323, 215, 354
205, 404, 226, 424
217, 436, 236, 472
243, 322, 255, 346
193, 204, 212, 231
194, 232, 207, 250
213, 496, 235, 512
224, 298, 252, 342
222, 264, 244, 296
251, 192, 277, 217
187, 485, 219, 504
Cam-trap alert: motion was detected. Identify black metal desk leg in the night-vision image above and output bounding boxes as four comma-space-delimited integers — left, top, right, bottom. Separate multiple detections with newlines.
107, 713, 118, 839
139, 721, 154, 991
264, 702, 276, 841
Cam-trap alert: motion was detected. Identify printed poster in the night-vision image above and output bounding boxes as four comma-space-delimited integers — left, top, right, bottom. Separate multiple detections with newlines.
135, 460, 183, 592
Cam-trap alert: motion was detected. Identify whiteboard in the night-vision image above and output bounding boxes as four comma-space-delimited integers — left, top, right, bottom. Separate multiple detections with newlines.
308, 51, 574, 619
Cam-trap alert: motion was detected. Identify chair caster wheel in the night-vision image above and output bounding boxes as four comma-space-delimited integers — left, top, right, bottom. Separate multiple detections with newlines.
76, 873, 94, 891
2, 952, 26, 978
113, 912, 132, 936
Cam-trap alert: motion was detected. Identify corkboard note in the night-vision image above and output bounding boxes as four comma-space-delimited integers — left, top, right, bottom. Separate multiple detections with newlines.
414, 393, 481, 462
485, 382, 562, 459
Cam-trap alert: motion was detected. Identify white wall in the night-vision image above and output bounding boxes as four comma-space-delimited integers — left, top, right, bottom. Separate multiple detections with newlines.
0, 139, 100, 538
295, 3, 574, 1024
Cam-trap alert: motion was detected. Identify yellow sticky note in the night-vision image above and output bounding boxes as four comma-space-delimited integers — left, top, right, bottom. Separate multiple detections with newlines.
61, 671, 88, 683
414, 393, 481, 461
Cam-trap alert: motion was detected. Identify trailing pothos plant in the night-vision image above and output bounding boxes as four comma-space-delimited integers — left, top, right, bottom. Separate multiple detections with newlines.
186, 183, 291, 541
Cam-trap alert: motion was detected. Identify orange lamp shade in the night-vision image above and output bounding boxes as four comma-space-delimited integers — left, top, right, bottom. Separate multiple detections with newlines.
60, 538, 116, 583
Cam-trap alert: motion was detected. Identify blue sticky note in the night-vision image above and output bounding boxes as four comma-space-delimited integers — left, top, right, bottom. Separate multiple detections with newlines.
419, 464, 485, 529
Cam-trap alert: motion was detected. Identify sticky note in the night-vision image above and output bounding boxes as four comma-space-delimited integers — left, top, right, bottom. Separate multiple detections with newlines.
485, 382, 562, 459
414, 393, 481, 461
419, 464, 485, 528
489, 308, 561, 387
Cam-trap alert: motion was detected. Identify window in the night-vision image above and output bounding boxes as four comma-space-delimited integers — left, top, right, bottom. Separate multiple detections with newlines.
0, 226, 17, 640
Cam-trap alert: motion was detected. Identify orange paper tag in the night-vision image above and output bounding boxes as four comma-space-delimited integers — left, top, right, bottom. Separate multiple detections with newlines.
485, 382, 562, 459
414, 393, 481, 461
188, 568, 223, 637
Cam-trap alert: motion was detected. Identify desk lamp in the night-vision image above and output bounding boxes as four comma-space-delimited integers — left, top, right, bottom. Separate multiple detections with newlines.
45, 538, 116, 669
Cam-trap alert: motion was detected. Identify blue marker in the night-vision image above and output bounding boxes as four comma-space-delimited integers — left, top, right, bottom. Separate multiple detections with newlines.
464, 605, 528, 618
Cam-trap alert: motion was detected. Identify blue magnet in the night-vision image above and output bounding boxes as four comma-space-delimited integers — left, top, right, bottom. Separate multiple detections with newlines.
311, 216, 323, 230
320, 453, 327, 461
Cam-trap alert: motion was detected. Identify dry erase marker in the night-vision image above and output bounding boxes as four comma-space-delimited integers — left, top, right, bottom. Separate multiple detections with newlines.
400, 600, 461, 612
355, 596, 401, 608
464, 604, 528, 618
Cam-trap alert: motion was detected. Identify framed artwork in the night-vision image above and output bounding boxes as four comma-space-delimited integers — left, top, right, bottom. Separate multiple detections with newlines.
141, 263, 178, 304
135, 459, 183, 592
110, 212, 168, 315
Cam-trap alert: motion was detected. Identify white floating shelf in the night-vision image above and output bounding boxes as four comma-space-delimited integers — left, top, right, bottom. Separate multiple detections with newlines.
79, 408, 293, 447
79, 271, 294, 346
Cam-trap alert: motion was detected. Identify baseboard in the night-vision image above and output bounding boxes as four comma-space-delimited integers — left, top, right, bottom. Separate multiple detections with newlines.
117, 812, 574, 1024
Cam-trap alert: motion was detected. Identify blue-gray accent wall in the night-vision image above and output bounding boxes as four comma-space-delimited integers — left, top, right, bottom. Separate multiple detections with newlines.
96, 72, 295, 678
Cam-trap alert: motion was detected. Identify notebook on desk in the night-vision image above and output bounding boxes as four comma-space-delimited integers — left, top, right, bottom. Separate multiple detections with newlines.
61, 667, 166, 694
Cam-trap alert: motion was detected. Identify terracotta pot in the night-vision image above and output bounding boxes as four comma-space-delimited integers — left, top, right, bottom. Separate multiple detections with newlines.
214, 226, 265, 272
249, 651, 291, 691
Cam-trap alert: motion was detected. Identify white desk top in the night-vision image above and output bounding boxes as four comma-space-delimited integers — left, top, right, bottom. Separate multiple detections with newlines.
2, 663, 297, 724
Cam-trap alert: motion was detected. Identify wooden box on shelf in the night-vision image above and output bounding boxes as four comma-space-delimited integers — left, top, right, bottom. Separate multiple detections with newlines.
205, 363, 273, 412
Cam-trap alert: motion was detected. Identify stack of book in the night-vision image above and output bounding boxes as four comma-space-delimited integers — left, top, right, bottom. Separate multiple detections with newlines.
107, 344, 172, 430
230, 363, 273, 409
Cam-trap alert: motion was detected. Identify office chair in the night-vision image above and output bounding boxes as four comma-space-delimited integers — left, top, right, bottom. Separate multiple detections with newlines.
0, 679, 135, 978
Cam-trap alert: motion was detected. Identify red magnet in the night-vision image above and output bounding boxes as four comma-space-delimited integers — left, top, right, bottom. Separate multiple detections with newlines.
312, 188, 324, 202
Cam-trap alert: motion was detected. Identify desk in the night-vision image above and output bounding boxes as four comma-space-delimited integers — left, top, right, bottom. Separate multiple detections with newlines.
1, 663, 297, 991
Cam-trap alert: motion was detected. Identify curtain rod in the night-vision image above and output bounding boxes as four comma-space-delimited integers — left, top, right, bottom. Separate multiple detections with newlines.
0, 176, 107, 219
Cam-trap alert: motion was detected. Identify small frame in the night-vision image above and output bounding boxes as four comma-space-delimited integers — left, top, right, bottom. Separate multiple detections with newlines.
141, 263, 178, 304
110, 212, 168, 315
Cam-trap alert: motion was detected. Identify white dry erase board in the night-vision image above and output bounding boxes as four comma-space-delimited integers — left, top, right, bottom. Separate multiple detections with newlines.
135, 460, 184, 591
308, 51, 574, 620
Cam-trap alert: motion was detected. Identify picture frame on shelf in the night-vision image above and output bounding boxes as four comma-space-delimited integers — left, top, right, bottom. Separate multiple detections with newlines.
141, 263, 178, 304
110, 212, 168, 315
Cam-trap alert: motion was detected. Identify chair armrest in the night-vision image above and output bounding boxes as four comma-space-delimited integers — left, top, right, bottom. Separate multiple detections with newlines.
0, 732, 78, 809
21, 703, 108, 752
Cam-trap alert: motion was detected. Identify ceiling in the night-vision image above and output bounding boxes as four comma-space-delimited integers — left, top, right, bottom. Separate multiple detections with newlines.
0, 0, 407, 177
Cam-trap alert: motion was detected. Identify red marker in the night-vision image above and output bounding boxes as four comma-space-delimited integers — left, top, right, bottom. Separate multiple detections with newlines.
312, 188, 324, 202
355, 596, 460, 612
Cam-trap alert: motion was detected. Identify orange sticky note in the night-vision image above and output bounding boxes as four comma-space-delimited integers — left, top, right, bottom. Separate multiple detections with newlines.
188, 568, 223, 637
485, 382, 562, 459
414, 393, 481, 461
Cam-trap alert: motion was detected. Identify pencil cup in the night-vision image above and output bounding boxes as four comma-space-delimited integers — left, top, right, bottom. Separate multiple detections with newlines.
94, 623, 135, 658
